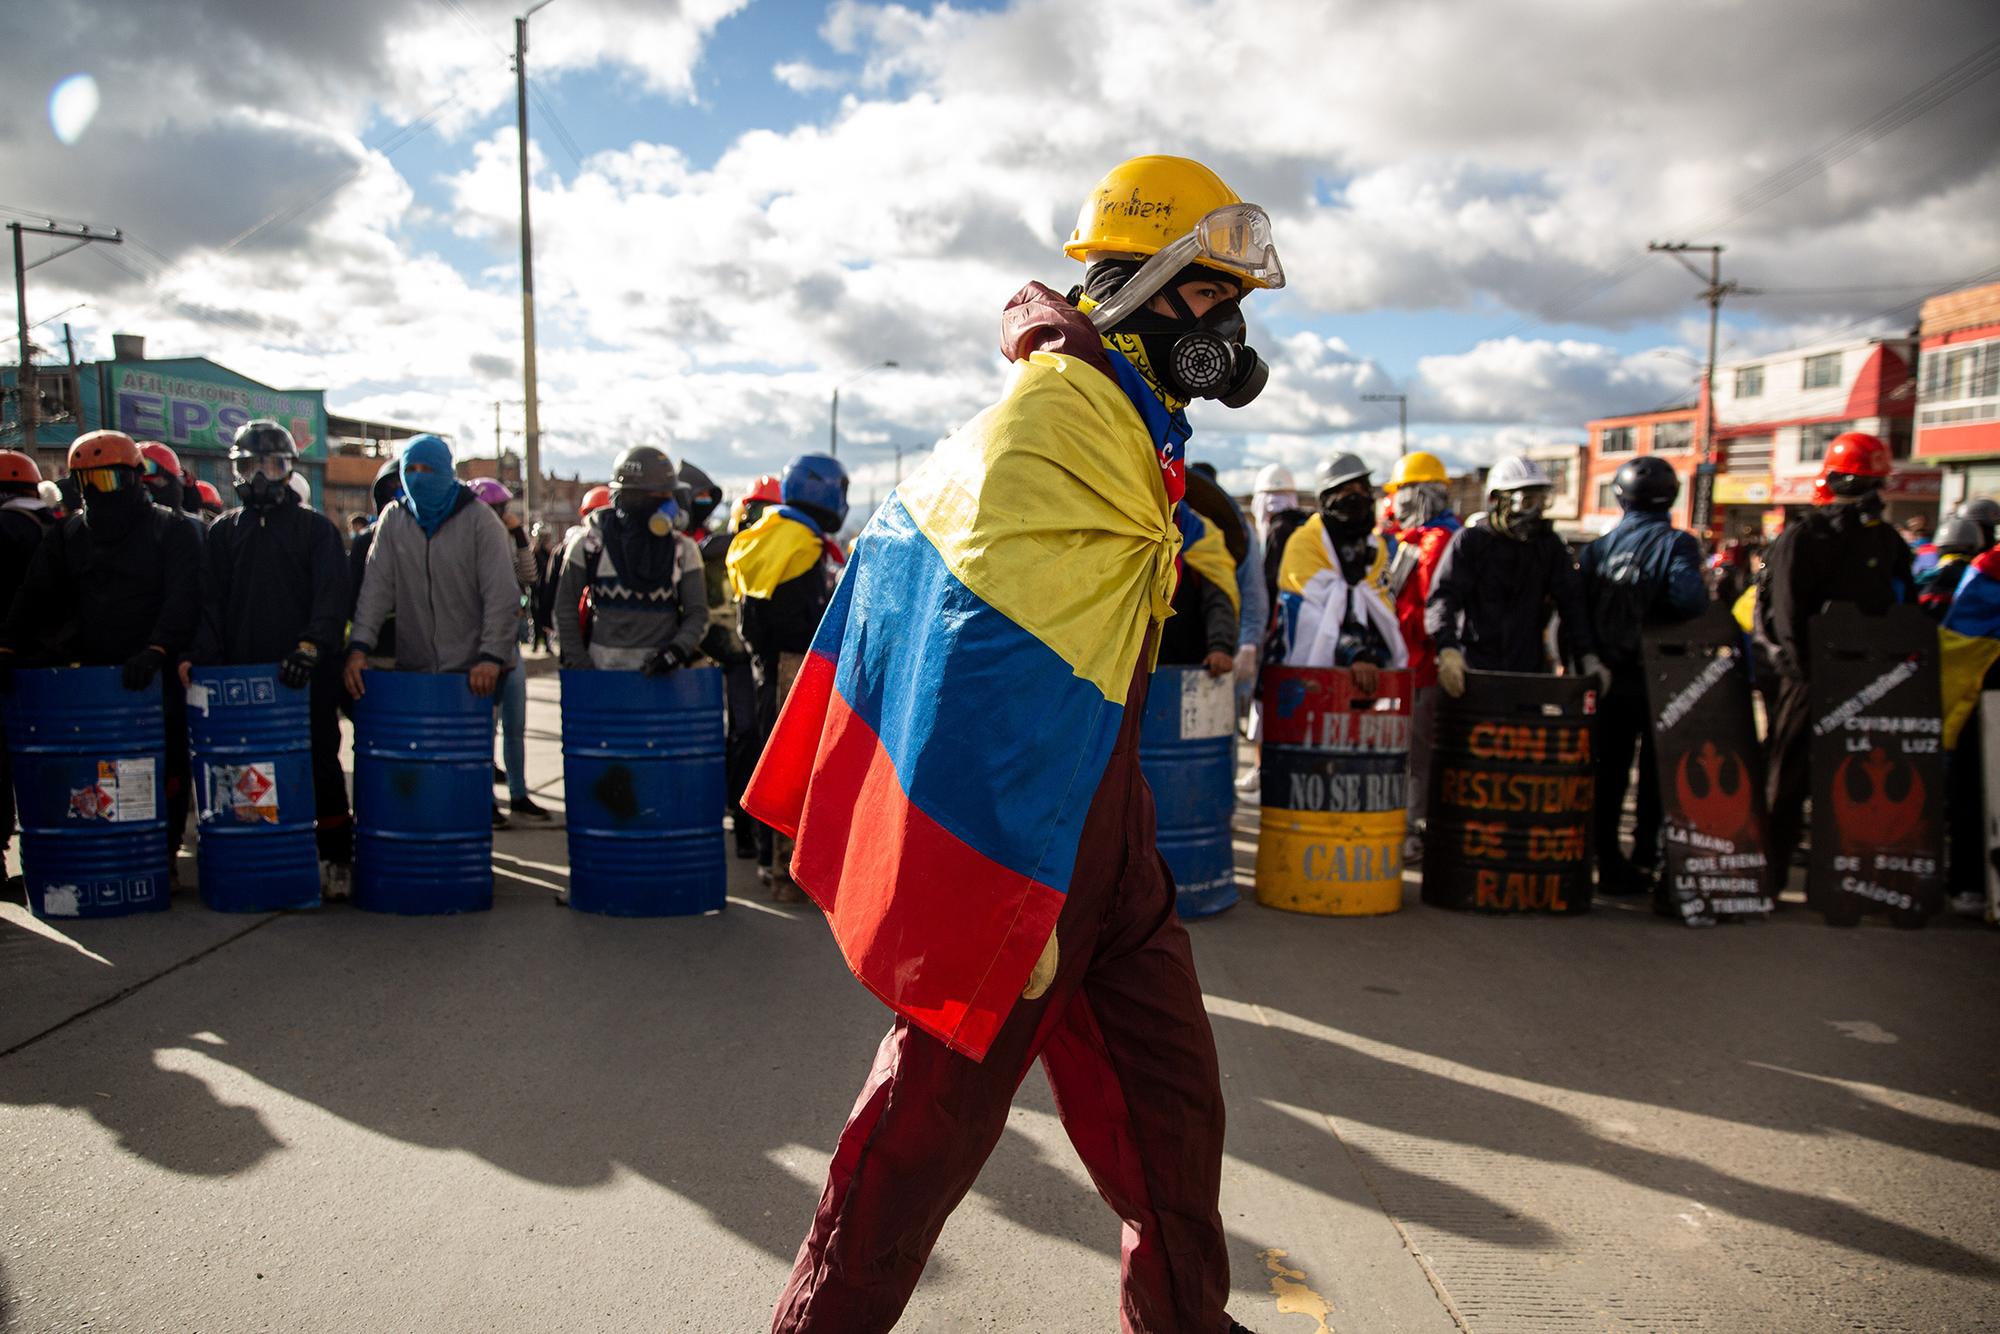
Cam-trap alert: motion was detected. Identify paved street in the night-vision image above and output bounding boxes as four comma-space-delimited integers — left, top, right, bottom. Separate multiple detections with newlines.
3, 668, 1998, 1333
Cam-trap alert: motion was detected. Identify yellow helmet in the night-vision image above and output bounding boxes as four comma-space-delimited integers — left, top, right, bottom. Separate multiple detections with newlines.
1065, 155, 1282, 292
1385, 451, 1448, 493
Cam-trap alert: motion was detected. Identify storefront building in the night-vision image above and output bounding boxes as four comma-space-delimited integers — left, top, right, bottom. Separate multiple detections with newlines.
1911, 281, 2000, 509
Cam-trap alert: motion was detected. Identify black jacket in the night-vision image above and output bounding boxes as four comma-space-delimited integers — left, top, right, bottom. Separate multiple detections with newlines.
1425, 522, 1595, 673
1754, 505, 1913, 681
1158, 566, 1238, 666
193, 496, 350, 665
3, 501, 203, 665
739, 564, 831, 658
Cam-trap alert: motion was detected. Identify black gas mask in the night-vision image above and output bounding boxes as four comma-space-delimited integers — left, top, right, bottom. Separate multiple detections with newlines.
1083, 261, 1268, 408
1825, 472, 1886, 525
1489, 487, 1553, 542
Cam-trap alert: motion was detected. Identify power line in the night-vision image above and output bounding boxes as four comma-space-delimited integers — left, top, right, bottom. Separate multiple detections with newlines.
525, 77, 584, 167
215, 88, 469, 257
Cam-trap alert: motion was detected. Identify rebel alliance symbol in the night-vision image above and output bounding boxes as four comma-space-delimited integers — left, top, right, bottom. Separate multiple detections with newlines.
1831, 747, 1926, 852
1674, 740, 1751, 840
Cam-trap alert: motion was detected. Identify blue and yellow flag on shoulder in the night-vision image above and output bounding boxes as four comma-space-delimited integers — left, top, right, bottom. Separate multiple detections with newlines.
743, 349, 1179, 1060
725, 507, 827, 600
1175, 503, 1240, 614
1939, 548, 2000, 747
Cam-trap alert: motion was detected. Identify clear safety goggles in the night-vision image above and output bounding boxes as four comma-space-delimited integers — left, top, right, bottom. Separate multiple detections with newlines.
1086, 203, 1286, 332
232, 452, 293, 483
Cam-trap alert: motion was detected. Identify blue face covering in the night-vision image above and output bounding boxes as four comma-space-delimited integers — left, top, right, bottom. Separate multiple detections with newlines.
399, 434, 459, 537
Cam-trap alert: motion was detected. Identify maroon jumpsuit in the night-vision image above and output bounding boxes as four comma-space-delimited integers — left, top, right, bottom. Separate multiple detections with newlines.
770, 656, 1234, 1333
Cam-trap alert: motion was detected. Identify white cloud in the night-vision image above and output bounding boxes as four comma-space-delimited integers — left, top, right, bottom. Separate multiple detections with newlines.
5, 0, 1996, 497
1413, 337, 1693, 425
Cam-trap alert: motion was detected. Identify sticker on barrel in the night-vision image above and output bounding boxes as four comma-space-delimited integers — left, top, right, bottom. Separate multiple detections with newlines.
1807, 603, 1945, 925
1423, 671, 1594, 914
1643, 605, 1772, 926
206, 761, 281, 825
1256, 667, 1411, 916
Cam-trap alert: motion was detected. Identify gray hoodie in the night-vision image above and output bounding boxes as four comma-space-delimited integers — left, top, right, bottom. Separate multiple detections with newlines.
350, 488, 521, 673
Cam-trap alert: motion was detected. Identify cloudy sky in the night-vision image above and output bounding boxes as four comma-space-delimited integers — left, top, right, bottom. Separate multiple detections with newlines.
5, 0, 1998, 506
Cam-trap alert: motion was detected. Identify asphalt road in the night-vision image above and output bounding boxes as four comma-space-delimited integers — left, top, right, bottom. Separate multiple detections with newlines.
3, 670, 1997, 1333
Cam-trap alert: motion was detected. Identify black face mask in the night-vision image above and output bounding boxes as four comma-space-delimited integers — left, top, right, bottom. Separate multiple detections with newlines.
82, 482, 149, 542
235, 472, 290, 509
1319, 490, 1375, 542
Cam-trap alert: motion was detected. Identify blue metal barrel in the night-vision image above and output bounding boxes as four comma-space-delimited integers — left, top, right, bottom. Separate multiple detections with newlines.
187, 665, 319, 912
560, 667, 727, 916
352, 671, 494, 914
3, 667, 169, 919
1137, 664, 1239, 918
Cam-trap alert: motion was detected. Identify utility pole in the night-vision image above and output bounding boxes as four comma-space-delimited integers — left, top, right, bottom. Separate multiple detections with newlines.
494, 399, 503, 458
513, 0, 559, 522
1361, 392, 1407, 456
829, 360, 900, 460
11, 219, 122, 451
1647, 242, 1740, 470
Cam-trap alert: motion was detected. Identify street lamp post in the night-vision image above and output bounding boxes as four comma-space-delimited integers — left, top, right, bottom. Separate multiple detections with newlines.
829, 360, 899, 460
514, 0, 560, 523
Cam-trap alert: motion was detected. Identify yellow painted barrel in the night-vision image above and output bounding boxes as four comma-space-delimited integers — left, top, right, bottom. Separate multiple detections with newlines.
1255, 667, 1411, 916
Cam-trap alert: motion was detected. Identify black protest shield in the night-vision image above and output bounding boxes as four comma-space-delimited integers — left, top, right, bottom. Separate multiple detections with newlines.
1423, 669, 1596, 914
1807, 602, 1946, 924
1641, 604, 1773, 924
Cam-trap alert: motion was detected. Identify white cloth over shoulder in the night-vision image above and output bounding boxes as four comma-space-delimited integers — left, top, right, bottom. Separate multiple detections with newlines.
1289, 530, 1408, 670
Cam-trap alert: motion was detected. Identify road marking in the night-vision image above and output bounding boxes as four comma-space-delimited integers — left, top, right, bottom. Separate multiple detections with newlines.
1259, 1248, 1335, 1333
1826, 1019, 1898, 1045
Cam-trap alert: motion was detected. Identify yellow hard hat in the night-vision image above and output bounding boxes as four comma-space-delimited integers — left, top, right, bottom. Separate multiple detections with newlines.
1385, 450, 1448, 492
1065, 155, 1281, 292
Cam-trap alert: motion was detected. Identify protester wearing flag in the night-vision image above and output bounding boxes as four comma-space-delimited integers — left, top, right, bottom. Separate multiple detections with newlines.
1158, 496, 1241, 672
1939, 543, 2000, 917
1274, 452, 1406, 691
745, 155, 1277, 1334
727, 453, 848, 901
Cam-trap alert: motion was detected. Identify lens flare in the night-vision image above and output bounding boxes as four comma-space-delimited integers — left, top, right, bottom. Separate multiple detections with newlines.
49, 74, 100, 145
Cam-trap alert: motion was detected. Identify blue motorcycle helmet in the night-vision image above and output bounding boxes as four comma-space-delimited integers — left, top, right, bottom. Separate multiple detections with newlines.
781, 453, 849, 531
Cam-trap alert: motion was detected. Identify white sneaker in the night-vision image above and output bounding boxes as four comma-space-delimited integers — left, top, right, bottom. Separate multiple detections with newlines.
1235, 766, 1261, 794
321, 861, 351, 902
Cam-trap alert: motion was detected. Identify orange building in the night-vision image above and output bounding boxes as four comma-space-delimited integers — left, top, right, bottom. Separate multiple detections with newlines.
1578, 404, 1700, 534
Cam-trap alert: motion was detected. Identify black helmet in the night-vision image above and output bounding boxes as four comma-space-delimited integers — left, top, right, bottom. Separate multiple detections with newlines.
1612, 456, 1679, 512
1936, 516, 1987, 556
611, 444, 676, 494
1954, 496, 2000, 546
230, 418, 297, 464
674, 460, 722, 530
372, 458, 404, 512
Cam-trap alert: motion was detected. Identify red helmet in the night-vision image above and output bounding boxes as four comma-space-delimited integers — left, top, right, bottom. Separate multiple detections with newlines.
0, 450, 43, 488
1823, 432, 1892, 479
138, 440, 186, 481
747, 473, 782, 505
194, 479, 224, 512
68, 429, 142, 471
579, 484, 611, 518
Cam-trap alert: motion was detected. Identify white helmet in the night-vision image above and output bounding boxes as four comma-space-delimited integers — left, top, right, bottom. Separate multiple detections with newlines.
1487, 454, 1552, 495
1254, 463, 1296, 493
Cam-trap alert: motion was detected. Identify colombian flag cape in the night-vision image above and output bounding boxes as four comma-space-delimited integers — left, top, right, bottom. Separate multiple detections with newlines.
742, 350, 1179, 1060
1939, 547, 2000, 748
